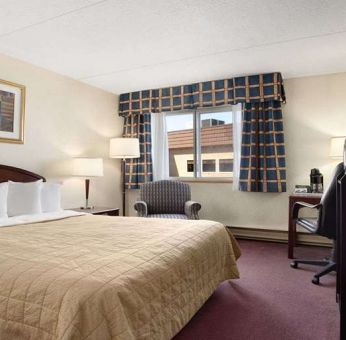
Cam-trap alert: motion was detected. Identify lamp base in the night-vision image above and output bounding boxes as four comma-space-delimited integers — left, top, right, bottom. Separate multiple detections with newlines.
81, 193, 93, 210
80, 206, 94, 210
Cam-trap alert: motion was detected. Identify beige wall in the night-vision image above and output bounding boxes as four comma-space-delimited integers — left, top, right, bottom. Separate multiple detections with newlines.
0, 53, 122, 210
2, 53, 344, 228
127, 72, 346, 230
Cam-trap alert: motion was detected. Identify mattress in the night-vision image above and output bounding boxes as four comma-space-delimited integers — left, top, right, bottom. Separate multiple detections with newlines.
0, 214, 240, 340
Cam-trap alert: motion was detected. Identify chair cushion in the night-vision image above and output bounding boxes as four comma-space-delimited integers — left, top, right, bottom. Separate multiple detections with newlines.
140, 180, 191, 214
147, 214, 188, 219
297, 218, 318, 233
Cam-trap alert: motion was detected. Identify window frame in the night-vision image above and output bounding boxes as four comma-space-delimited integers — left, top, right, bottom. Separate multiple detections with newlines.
166, 105, 234, 183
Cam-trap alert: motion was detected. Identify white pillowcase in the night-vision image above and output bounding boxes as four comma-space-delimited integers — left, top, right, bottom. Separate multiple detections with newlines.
0, 182, 8, 218
7, 180, 43, 217
41, 182, 62, 213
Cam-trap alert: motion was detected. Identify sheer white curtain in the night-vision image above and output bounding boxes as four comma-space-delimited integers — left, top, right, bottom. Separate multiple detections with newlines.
232, 103, 243, 191
151, 112, 170, 181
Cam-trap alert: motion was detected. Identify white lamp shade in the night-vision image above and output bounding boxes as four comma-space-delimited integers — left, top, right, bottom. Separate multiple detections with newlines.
330, 137, 346, 158
109, 138, 140, 159
73, 158, 104, 177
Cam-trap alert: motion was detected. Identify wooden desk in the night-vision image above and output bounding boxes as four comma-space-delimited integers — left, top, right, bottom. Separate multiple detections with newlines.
288, 193, 322, 259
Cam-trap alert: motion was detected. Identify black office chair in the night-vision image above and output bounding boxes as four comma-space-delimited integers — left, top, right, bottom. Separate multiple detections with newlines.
290, 163, 344, 284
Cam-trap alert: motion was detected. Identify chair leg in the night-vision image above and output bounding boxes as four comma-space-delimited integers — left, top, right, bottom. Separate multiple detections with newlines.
312, 262, 337, 285
290, 259, 329, 268
290, 242, 336, 284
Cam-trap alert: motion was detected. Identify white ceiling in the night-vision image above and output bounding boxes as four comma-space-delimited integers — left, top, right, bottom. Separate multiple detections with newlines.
1, 0, 346, 94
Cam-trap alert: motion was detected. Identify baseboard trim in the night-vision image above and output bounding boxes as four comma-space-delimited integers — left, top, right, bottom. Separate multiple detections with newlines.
227, 226, 332, 247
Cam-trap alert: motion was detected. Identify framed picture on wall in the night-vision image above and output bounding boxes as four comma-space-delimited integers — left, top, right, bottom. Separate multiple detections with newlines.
0, 79, 25, 144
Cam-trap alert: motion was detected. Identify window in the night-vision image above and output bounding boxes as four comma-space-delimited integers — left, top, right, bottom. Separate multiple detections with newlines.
187, 160, 194, 173
202, 160, 216, 172
166, 107, 234, 179
166, 113, 194, 177
219, 159, 233, 172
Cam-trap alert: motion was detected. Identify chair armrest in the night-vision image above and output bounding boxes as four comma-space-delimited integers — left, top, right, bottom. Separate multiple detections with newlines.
134, 201, 148, 217
184, 200, 201, 220
292, 201, 322, 219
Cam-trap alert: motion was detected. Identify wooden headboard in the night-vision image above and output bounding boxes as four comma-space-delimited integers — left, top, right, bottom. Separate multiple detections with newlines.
0, 165, 46, 183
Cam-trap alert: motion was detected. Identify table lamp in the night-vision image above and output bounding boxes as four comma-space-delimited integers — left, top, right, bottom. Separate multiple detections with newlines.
73, 158, 104, 209
109, 138, 140, 216
330, 137, 346, 159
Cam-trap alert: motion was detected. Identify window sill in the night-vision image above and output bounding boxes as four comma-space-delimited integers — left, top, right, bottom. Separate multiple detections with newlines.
171, 177, 233, 184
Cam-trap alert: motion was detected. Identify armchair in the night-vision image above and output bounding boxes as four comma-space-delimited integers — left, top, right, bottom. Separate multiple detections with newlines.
134, 180, 201, 219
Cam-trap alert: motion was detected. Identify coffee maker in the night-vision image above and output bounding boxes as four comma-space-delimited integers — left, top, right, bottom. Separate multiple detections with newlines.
310, 168, 323, 193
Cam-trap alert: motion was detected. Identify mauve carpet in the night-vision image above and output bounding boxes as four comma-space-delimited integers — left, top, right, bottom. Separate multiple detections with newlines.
174, 239, 339, 340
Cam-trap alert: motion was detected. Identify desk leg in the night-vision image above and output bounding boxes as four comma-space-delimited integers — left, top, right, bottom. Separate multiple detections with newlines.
288, 222, 296, 259
288, 199, 296, 259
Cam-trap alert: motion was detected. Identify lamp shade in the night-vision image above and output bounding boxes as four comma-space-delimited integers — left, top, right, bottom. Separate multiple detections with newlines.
330, 137, 346, 159
73, 158, 104, 177
109, 138, 140, 159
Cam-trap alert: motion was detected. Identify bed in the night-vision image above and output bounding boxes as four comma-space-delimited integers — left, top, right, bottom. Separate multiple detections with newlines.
0, 165, 240, 340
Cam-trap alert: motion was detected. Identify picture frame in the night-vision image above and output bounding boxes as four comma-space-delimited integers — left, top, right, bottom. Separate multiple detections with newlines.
0, 79, 25, 144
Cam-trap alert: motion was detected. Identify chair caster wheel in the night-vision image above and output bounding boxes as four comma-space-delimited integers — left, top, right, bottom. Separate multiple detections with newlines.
312, 277, 320, 285
290, 261, 298, 268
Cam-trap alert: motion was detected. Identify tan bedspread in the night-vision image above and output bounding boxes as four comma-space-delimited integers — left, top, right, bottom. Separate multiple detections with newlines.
0, 215, 240, 340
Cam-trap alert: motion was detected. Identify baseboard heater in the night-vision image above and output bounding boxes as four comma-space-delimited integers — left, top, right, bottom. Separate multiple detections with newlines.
227, 226, 332, 247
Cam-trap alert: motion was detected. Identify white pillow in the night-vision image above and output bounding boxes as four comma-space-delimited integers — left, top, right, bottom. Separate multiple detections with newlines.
0, 182, 8, 218
41, 182, 62, 213
7, 180, 43, 217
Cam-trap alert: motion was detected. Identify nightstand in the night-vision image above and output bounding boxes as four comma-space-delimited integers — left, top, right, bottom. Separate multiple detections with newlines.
69, 207, 120, 216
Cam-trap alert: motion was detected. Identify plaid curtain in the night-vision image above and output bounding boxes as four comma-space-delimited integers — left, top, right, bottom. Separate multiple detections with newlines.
123, 113, 152, 189
239, 101, 286, 192
119, 72, 286, 192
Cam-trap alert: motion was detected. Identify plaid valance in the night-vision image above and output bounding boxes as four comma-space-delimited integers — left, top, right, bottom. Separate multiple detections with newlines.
119, 72, 285, 117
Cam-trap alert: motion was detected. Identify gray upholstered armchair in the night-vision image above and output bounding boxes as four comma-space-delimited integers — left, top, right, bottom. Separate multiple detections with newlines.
134, 180, 201, 219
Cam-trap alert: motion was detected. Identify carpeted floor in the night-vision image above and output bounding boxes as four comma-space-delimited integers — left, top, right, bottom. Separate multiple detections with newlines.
174, 239, 339, 340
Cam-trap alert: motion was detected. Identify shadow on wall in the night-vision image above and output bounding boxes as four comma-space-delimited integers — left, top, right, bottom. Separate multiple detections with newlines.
42, 159, 72, 178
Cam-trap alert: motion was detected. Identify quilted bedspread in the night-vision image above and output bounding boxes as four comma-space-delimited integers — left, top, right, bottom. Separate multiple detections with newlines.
0, 215, 240, 340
